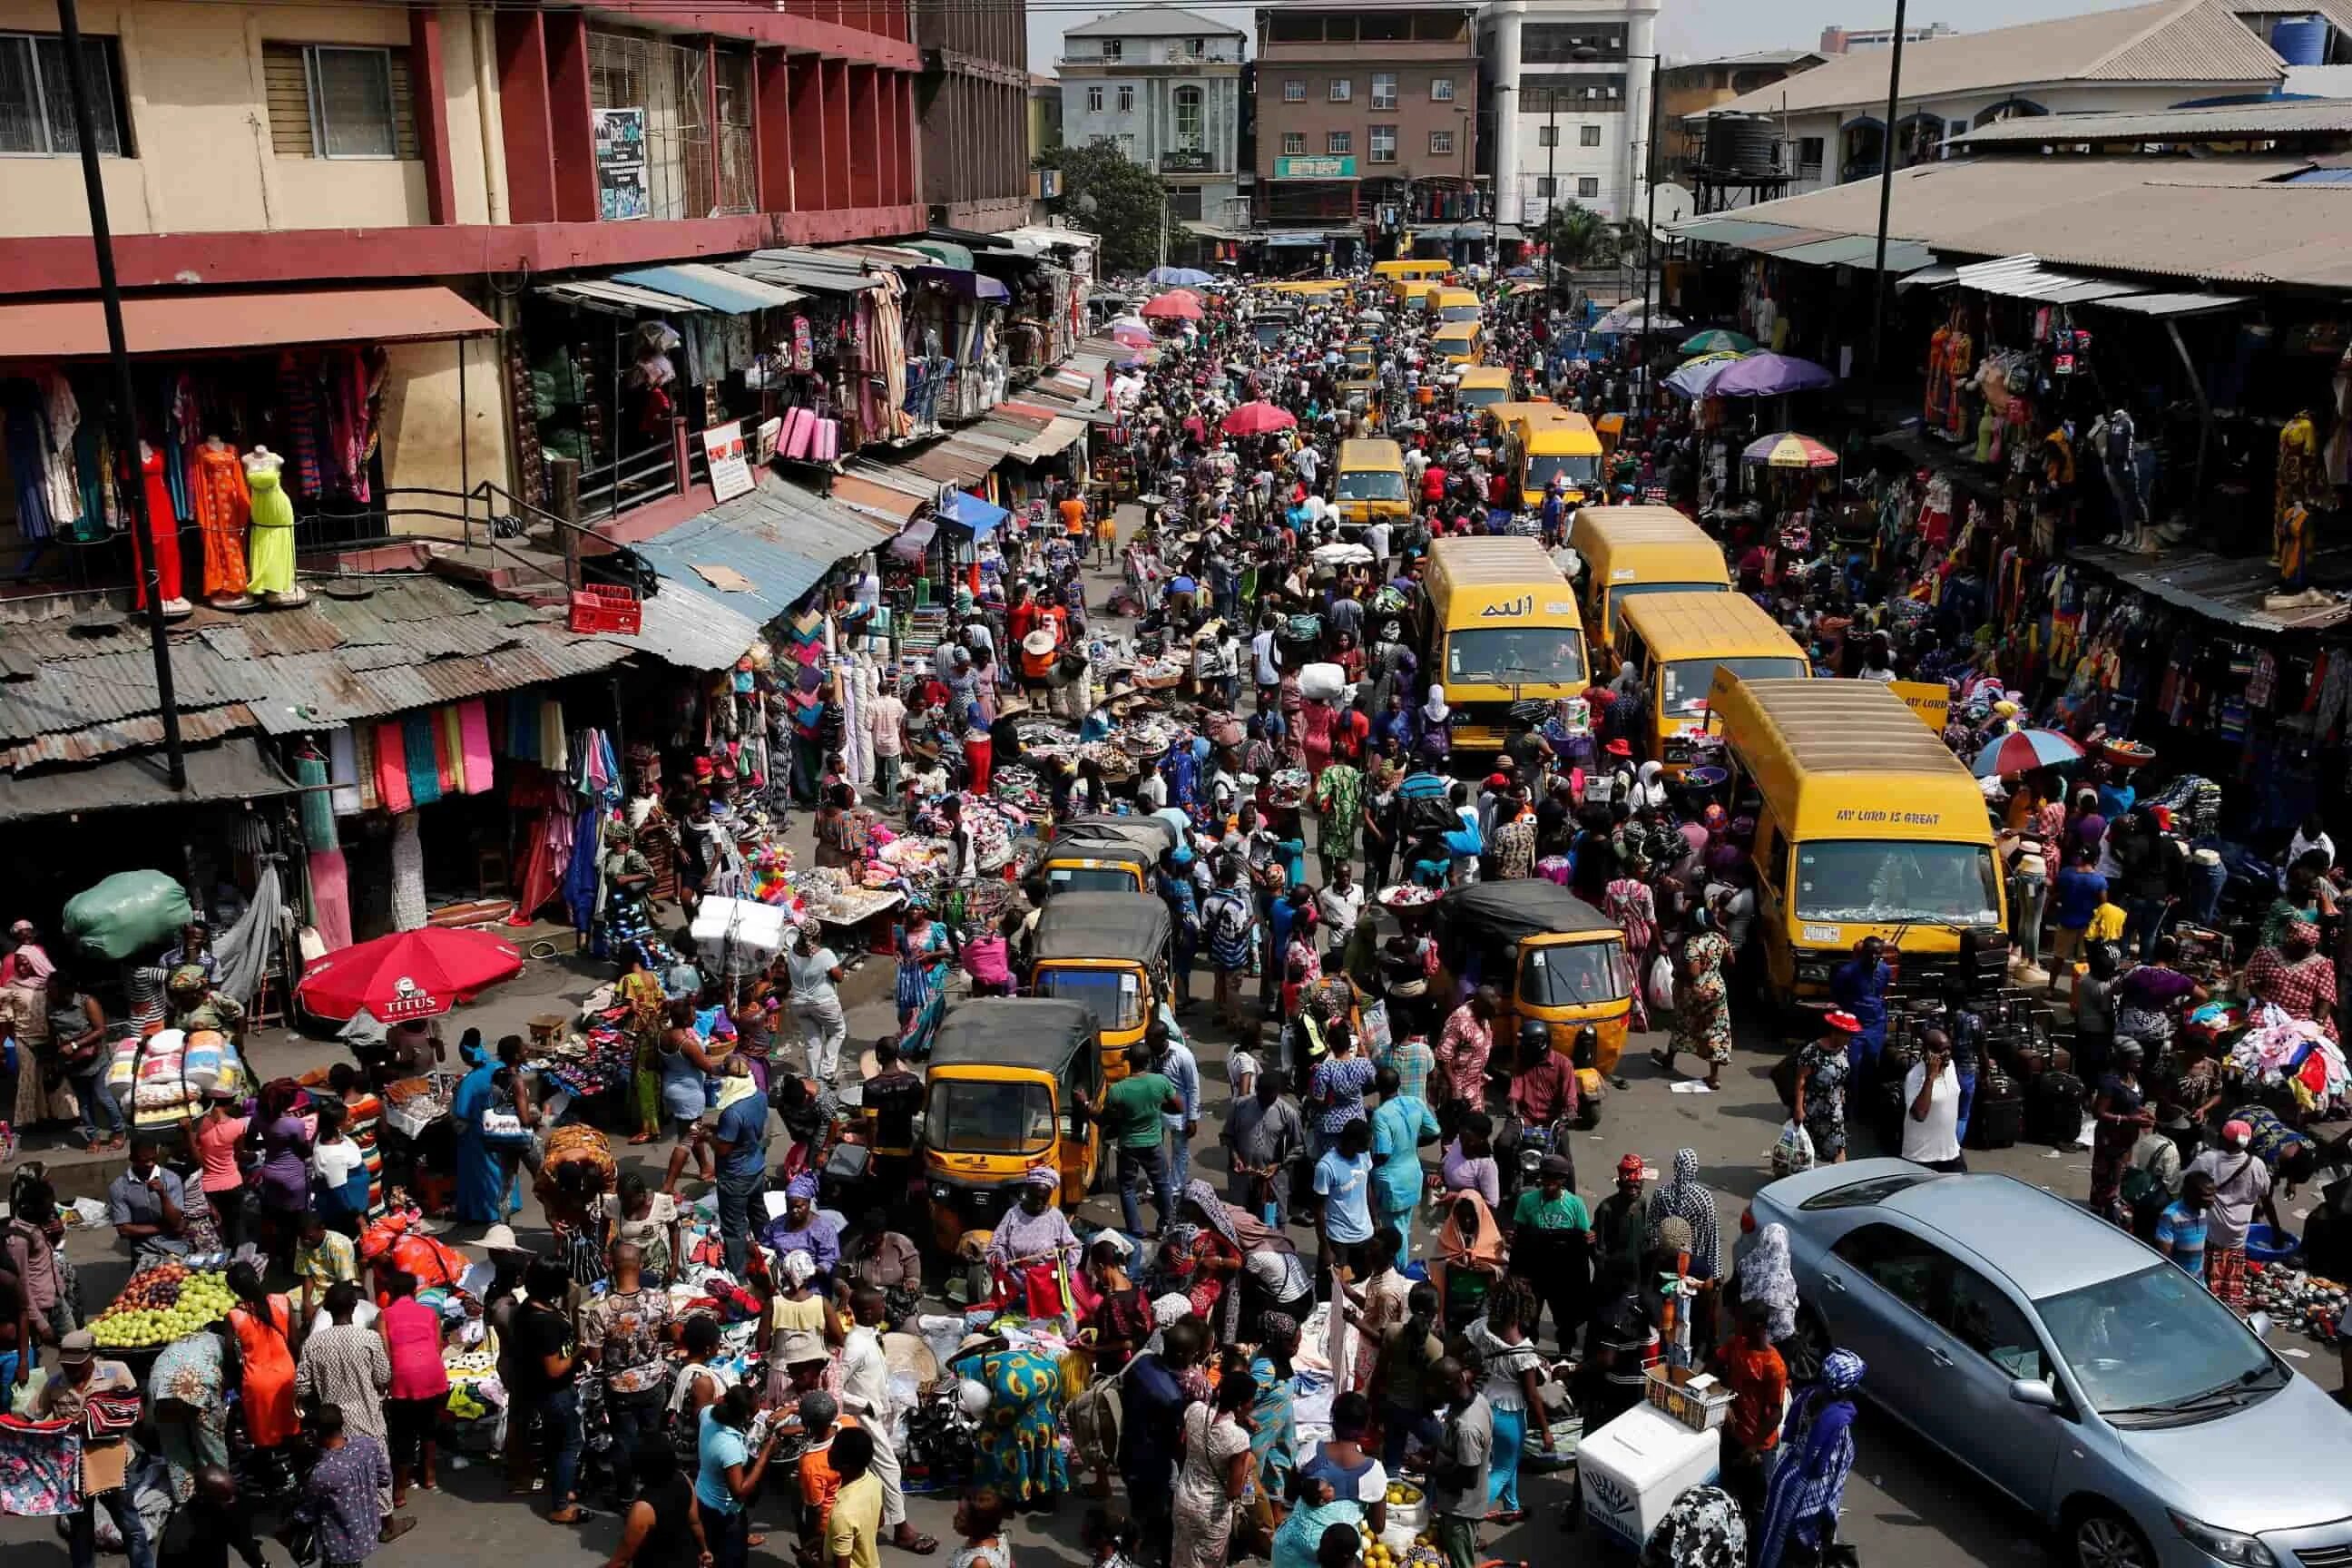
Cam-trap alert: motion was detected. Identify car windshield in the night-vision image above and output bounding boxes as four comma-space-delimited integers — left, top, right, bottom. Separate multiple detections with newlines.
2037, 1264, 2282, 1422
1528, 454, 1599, 491
1792, 840, 2003, 926
1050, 867, 1142, 894
1337, 469, 1407, 502
1661, 656, 1807, 716
1035, 967, 1145, 1031
926, 1081, 1055, 1154
1520, 939, 1631, 1008
1448, 627, 1587, 689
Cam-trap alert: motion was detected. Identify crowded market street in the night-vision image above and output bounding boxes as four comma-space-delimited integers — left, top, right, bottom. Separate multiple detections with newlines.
11, 182, 2352, 1568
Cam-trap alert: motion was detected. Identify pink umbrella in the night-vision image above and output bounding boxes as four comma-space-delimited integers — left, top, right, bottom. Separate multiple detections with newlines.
1221, 400, 1298, 436
1109, 323, 1152, 348
1141, 292, 1204, 321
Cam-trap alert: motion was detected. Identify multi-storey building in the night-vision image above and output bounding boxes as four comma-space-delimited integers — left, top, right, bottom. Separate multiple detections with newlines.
1478, 0, 1659, 227
1253, 4, 1483, 237
1058, 6, 1246, 227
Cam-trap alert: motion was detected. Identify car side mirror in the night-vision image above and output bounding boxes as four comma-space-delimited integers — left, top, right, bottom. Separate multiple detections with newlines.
2249, 1311, 2274, 1339
2009, 1377, 2061, 1411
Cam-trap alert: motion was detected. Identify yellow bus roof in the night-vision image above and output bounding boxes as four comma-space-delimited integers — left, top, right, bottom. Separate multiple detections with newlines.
1374, 260, 1448, 279
1520, 410, 1602, 455
1425, 536, 1582, 627
1618, 592, 1807, 662
1710, 677, 1990, 842
1457, 367, 1512, 389
1434, 288, 1479, 309
1338, 438, 1405, 470
1570, 506, 1729, 583
1434, 319, 1480, 342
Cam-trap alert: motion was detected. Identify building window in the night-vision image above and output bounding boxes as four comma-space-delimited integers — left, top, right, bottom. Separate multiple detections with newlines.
264, 43, 416, 161
1173, 85, 1202, 151
1537, 123, 1557, 147
1116, 132, 1136, 160
1430, 129, 1454, 154
1796, 135, 1825, 176
1283, 78, 1305, 102
1535, 175, 1556, 197
1086, 85, 1102, 113
1185, 37, 1205, 58
0, 30, 131, 156
1328, 78, 1352, 103
1368, 123, 1396, 162
1101, 39, 1122, 63
1578, 176, 1600, 198
1431, 76, 1455, 102
1116, 84, 1134, 113
1327, 130, 1351, 154
1523, 22, 1627, 62
1282, 131, 1305, 155
1580, 123, 1602, 146
1371, 72, 1396, 109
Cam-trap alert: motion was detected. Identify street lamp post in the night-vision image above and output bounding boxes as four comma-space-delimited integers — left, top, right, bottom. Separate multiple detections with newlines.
1544, 87, 1559, 296
1866, 0, 1911, 432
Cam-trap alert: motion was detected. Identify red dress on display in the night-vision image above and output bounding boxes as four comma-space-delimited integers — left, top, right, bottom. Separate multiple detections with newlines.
132, 446, 184, 608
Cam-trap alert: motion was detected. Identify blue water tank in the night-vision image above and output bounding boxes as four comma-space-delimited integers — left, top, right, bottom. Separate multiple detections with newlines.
2272, 15, 2328, 66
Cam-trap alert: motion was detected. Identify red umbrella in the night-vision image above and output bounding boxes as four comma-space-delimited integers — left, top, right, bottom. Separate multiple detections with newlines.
1221, 400, 1298, 436
1140, 292, 1204, 321
295, 927, 525, 1023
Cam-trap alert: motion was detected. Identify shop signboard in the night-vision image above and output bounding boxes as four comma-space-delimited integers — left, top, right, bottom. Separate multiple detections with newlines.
1161, 149, 1213, 174
1889, 680, 1951, 732
753, 416, 783, 467
703, 421, 756, 504
593, 108, 650, 221
1274, 155, 1356, 179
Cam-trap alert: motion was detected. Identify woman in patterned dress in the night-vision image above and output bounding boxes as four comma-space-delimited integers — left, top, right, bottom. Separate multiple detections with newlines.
1659, 919, 1735, 1090
947, 1335, 1069, 1508
1604, 860, 1660, 1031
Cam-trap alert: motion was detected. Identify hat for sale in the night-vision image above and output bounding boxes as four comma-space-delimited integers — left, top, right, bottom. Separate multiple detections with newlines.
1822, 1010, 1864, 1034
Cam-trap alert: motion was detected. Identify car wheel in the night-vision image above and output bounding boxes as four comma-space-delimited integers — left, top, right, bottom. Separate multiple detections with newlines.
2071, 1506, 2155, 1568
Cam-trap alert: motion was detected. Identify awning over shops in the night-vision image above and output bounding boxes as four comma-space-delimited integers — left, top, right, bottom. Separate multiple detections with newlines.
0, 286, 496, 359
539, 278, 709, 315
831, 473, 930, 526
890, 436, 1003, 490
2090, 291, 2249, 318
610, 264, 806, 315
1009, 416, 1089, 463
1263, 232, 1332, 249
2071, 542, 2352, 633
0, 738, 297, 826
628, 478, 894, 623
730, 252, 885, 295
1952, 255, 2143, 305
1895, 263, 1961, 292
594, 577, 764, 671
888, 514, 939, 562
939, 490, 1008, 537
914, 266, 1010, 300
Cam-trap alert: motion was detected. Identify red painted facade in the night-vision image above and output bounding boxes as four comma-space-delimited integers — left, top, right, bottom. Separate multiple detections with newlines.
0, 0, 936, 297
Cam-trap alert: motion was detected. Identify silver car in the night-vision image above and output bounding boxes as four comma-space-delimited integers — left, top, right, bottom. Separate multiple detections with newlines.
1745, 1159, 2352, 1568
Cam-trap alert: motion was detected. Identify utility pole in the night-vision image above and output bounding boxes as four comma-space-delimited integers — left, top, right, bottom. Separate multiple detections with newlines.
1544, 87, 1558, 296
57, 0, 182, 790
1638, 53, 1662, 399
1867, 0, 1911, 433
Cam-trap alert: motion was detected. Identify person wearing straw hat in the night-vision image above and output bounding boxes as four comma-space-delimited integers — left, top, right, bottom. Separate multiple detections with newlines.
1793, 1014, 1861, 1165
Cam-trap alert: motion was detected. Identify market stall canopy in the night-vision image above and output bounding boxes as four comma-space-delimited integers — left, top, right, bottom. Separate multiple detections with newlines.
1681, 328, 1756, 354
295, 926, 524, 1024
1709, 352, 1837, 397
1970, 729, 2087, 778
1662, 357, 1740, 399
1741, 432, 1839, 469
1146, 266, 1215, 287
0, 738, 295, 826
0, 286, 495, 358
1221, 400, 1298, 436
628, 477, 896, 622
906, 239, 976, 270
1141, 292, 1204, 320
609, 264, 806, 315
940, 490, 1008, 536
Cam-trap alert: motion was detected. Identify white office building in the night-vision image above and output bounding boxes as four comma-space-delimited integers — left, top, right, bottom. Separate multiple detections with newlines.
1479, 0, 1661, 228
1058, 6, 1250, 228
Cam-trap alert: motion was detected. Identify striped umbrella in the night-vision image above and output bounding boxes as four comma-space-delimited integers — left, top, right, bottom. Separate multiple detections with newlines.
1741, 432, 1840, 469
1681, 328, 1757, 354
1680, 349, 1744, 370
1663, 357, 1740, 399
1970, 729, 2087, 778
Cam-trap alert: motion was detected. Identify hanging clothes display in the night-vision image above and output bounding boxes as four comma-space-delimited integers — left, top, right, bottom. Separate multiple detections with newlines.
308, 847, 354, 953
389, 811, 427, 932
132, 445, 187, 612
241, 446, 299, 599
190, 440, 252, 601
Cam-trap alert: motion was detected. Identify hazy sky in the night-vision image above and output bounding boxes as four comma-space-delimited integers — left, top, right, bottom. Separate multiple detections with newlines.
1024, 0, 2162, 71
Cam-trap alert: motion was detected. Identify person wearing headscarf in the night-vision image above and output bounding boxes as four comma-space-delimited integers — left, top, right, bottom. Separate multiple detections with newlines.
1432, 1189, 1507, 1331
1640, 1485, 1748, 1568
1243, 1310, 1302, 1500
948, 1330, 1070, 1511
759, 1171, 840, 1287
1645, 1148, 1721, 1283
1732, 1222, 1801, 1352
1152, 1180, 1245, 1336
987, 1167, 1083, 1288
1754, 1350, 1867, 1568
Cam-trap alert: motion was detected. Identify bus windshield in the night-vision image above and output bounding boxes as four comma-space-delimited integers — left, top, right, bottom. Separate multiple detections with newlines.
1792, 840, 2003, 926
1661, 656, 1807, 716
1337, 470, 1407, 502
1527, 454, 1599, 492
1447, 627, 1587, 688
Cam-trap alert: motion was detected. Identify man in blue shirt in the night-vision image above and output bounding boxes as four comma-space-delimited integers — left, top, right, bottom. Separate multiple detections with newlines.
1368, 1065, 1439, 1270
705, 1068, 769, 1275
1151, 1018, 1201, 1193
2050, 848, 2108, 964
1314, 1119, 1377, 1271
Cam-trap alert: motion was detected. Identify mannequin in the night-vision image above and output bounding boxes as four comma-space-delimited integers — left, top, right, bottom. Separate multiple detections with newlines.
241, 444, 305, 606
133, 439, 191, 618
191, 434, 253, 607
2276, 409, 2322, 564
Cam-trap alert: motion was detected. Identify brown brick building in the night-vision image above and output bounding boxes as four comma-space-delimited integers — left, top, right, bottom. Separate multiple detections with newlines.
1252, 5, 1482, 235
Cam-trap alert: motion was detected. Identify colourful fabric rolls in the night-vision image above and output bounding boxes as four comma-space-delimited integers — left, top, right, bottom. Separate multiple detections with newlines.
402, 711, 442, 807
373, 720, 412, 814
458, 700, 495, 794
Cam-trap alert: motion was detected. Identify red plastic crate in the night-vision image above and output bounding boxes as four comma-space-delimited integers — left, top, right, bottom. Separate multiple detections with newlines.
568, 584, 642, 635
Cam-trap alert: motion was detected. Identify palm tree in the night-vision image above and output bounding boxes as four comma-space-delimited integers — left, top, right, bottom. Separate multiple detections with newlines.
1536, 202, 1622, 271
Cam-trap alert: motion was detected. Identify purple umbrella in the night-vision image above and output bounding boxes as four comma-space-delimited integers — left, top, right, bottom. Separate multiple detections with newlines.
1709, 352, 1838, 397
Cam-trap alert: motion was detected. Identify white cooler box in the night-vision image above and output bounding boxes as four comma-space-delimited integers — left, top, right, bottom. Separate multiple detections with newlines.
1577, 1402, 1721, 1553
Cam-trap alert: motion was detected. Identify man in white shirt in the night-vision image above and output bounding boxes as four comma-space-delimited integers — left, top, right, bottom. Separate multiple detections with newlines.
1365, 518, 1393, 569
1252, 620, 1283, 699
832, 1299, 928, 1552
1317, 864, 1365, 958
1297, 446, 1321, 488
867, 686, 906, 811
1901, 1030, 1965, 1171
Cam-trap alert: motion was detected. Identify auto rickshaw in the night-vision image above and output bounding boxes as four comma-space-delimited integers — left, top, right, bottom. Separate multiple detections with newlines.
1031, 891, 1173, 1082
1041, 838, 1157, 896
1343, 339, 1376, 372
920, 996, 1102, 1256
1432, 882, 1634, 1075
1054, 812, 1179, 858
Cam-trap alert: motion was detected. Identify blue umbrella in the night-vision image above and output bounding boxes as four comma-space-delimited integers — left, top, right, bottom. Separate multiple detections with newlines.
1147, 266, 1213, 287
1663, 358, 1740, 399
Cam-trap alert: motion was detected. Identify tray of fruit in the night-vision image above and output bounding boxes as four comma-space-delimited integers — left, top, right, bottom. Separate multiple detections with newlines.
92, 1260, 237, 1350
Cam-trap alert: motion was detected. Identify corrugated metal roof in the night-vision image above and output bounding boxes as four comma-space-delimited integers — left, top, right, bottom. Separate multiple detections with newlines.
726, 259, 880, 296
2073, 540, 2352, 632
2091, 289, 2250, 315
628, 478, 894, 623
0, 737, 296, 825
1010, 416, 1090, 462
538, 279, 708, 316
1665, 217, 1801, 246
1954, 254, 2147, 303
0, 286, 496, 361
893, 437, 1004, 488
0, 704, 254, 771
1949, 97, 2352, 147
1770, 234, 1938, 270
830, 474, 929, 524
611, 264, 806, 315
593, 578, 761, 671
1702, 0, 2289, 118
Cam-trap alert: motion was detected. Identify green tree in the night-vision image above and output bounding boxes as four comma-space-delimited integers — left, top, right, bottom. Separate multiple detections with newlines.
1536, 202, 1623, 270
1041, 142, 1174, 274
